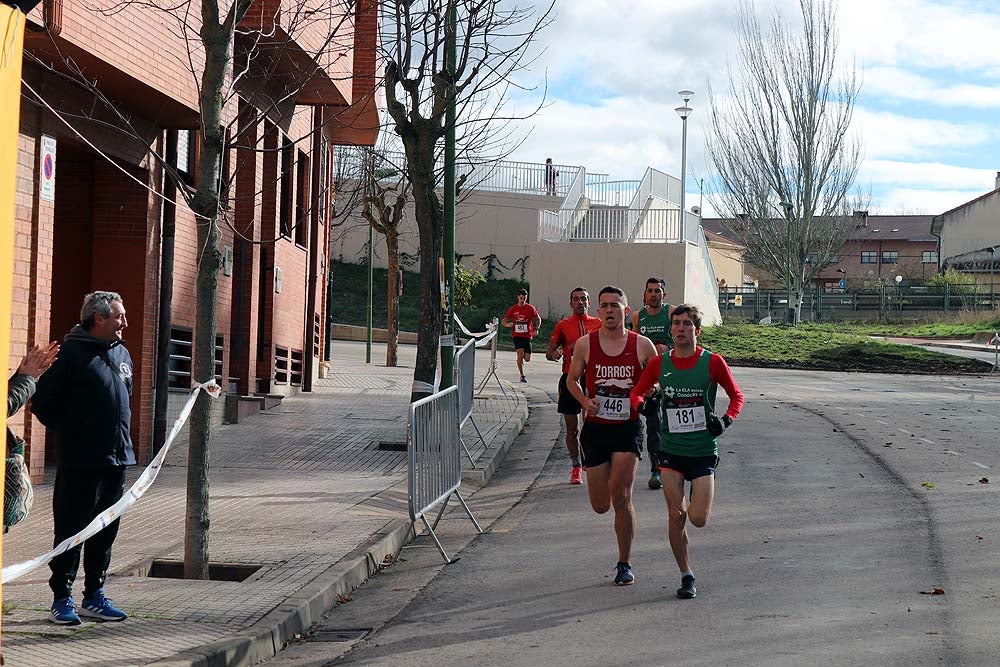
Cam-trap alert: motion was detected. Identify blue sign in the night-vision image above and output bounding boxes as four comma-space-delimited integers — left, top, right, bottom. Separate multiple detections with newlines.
838, 279, 846, 289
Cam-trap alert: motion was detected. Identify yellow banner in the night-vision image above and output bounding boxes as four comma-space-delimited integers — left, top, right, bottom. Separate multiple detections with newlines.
0, 2, 27, 640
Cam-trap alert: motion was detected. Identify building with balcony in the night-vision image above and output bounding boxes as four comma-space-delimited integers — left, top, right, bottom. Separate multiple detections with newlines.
332, 153, 721, 324
931, 172, 1000, 280
10, 0, 379, 479
703, 213, 940, 289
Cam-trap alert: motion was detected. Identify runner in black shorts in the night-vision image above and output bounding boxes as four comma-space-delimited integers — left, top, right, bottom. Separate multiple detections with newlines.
580, 420, 643, 468
502, 289, 541, 383
630, 304, 744, 600
566, 286, 657, 585
546, 288, 600, 485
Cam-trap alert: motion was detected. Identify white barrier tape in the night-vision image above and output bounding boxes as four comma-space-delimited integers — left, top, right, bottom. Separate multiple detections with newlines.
1, 380, 222, 584
454, 314, 497, 348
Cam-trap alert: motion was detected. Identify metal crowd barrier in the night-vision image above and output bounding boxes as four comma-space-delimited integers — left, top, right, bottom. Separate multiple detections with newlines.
408, 385, 483, 563
455, 336, 487, 468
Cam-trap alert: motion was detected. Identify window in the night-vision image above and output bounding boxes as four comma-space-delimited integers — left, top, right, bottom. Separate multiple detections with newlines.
172, 129, 196, 186
806, 252, 818, 264
279, 138, 294, 238
295, 150, 310, 247
274, 346, 289, 384
922, 251, 939, 264
290, 349, 304, 386
882, 250, 899, 264
861, 251, 877, 264
168, 328, 193, 389
168, 328, 223, 390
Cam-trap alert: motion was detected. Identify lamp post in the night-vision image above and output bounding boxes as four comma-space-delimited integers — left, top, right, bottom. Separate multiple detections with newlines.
779, 200, 795, 324
988, 247, 996, 310
675, 90, 694, 242
895, 274, 903, 315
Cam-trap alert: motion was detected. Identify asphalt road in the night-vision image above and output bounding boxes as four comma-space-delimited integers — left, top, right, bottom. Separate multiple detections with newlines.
265, 345, 1000, 667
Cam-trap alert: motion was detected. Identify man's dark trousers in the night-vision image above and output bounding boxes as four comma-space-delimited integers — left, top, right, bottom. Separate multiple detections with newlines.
48, 465, 126, 600
644, 397, 661, 474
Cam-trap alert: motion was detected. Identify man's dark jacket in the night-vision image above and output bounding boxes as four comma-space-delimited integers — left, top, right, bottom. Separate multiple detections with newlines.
31, 325, 136, 467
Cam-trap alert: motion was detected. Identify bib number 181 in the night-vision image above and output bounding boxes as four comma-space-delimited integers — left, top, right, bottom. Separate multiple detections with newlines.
666, 406, 706, 433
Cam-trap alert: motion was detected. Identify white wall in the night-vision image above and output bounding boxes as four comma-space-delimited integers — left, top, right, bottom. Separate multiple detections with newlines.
331, 188, 559, 279
939, 191, 1000, 261
526, 241, 721, 325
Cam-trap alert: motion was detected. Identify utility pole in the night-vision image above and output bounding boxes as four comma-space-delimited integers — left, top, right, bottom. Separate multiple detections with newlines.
780, 201, 795, 324
440, 1, 457, 388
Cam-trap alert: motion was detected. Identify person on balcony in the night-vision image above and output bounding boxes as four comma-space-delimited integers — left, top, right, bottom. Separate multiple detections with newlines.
545, 158, 559, 196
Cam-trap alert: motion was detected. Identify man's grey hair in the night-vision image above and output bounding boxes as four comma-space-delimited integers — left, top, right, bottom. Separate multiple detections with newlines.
81, 291, 123, 330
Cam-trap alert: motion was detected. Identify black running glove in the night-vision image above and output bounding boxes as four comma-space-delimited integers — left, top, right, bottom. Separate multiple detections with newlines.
707, 414, 732, 437
638, 393, 660, 417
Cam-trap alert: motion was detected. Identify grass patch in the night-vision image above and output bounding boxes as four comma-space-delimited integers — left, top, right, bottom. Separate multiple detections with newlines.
331, 259, 991, 373
797, 318, 1000, 339
699, 323, 991, 374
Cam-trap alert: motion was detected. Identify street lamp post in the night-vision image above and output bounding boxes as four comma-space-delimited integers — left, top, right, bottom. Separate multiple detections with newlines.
675, 90, 694, 242
988, 247, 996, 310
779, 200, 795, 324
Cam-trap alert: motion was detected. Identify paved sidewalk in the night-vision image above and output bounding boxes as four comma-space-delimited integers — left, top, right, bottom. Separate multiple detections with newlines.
1, 340, 527, 666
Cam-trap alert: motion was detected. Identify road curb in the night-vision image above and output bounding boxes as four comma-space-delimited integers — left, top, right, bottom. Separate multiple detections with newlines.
149, 388, 530, 667
146, 518, 415, 667
461, 387, 530, 487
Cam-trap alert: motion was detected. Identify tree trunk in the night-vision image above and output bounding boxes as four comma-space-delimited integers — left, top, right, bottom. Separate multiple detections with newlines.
407, 141, 443, 402
385, 228, 400, 367
184, 13, 229, 580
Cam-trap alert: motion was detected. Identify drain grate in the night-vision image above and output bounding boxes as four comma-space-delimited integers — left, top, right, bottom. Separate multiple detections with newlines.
309, 629, 371, 642
377, 440, 407, 451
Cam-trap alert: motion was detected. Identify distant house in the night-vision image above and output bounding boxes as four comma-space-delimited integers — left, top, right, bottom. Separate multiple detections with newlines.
931, 173, 1000, 277
703, 214, 940, 288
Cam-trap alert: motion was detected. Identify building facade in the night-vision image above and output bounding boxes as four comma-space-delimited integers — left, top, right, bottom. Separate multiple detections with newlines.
703, 214, 940, 290
10, 0, 378, 480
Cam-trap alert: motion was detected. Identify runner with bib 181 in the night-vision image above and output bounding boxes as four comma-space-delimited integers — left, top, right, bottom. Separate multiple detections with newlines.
629, 304, 744, 600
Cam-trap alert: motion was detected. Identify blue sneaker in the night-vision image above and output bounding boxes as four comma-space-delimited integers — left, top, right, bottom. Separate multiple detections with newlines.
614, 562, 635, 586
49, 597, 81, 625
80, 592, 128, 622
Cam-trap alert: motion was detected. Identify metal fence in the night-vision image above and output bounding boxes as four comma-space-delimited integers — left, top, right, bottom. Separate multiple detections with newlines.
408, 385, 483, 563
719, 286, 1000, 322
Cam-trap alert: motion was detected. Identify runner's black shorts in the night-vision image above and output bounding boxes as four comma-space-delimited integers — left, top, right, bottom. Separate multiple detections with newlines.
557, 373, 584, 415
657, 452, 719, 481
580, 419, 643, 468
513, 337, 532, 353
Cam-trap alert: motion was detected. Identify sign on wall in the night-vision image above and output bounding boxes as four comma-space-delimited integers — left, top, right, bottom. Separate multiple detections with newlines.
40, 135, 56, 202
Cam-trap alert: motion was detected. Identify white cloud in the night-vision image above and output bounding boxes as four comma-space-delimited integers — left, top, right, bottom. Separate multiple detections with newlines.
860, 160, 997, 191
853, 108, 995, 160
864, 67, 1000, 108
872, 187, 988, 215
839, 1, 1000, 76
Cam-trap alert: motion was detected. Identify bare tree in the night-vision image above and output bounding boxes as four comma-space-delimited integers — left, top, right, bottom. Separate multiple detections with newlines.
707, 0, 862, 323
335, 145, 410, 367
380, 0, 553, 400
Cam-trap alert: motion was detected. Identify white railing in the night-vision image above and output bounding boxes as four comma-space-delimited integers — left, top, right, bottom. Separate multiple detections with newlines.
538, 208, 685, 242
333, 146, 581, 197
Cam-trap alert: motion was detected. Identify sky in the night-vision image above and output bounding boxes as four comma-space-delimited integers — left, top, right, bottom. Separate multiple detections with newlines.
502, 0, 1000, 218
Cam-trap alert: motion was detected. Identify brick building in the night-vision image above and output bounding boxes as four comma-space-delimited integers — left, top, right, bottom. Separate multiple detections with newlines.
10, 0, 378, 480
703, 214, 940, 289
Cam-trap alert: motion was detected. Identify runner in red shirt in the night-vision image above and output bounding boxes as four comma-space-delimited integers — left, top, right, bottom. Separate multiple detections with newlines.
566, 286, 657, 585
501, 288, 541, 383
546, 287, 601, 485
